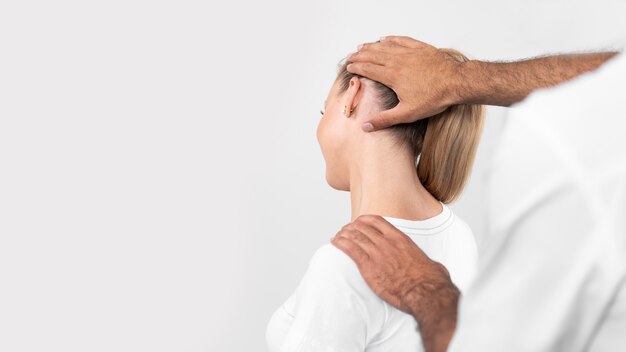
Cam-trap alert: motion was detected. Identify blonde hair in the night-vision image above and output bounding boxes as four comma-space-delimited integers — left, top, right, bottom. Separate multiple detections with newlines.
336, 49, 485, 203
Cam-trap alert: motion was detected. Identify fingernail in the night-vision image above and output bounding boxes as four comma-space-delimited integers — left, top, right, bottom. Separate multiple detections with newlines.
346, 63, 353, 71
357, 43, 363, 50
362, 122, 374, 132
379, 36, 387, 41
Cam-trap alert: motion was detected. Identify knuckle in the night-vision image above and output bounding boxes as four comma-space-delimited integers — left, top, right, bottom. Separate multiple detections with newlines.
344, 229, 358, 239
353, 229, 367, 241
335, 230, 344, 238
434, 262, 451, 277
355, 214, 370, 223
381, 41, 395, 49
353, 63, 369, 74
336, 233, 349, 241
352, 220, 367, 233
347, 62, 359, 74
334, 234, 346, 242
333, 234, 349, 245
352, 233, 366, 243
330, 236, 343, 247
357, 214, 377, 225
369, 215, 386, 227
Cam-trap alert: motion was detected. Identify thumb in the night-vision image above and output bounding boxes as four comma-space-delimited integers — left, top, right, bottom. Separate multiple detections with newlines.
361, 104, 417, 132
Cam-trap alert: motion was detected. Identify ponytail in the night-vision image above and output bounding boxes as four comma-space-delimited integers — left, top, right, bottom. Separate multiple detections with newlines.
418, 102, 484, 203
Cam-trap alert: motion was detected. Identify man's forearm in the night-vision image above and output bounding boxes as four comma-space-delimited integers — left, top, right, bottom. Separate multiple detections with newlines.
453, 52, 619, 107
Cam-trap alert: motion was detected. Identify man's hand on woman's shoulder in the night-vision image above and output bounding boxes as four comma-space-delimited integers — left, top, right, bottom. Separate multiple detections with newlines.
331, 214, 459, 352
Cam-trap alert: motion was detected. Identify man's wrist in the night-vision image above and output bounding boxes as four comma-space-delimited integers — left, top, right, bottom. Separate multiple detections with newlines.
404, 281, 459, 325
447, 59, 481, 107
402, 279, 460, 352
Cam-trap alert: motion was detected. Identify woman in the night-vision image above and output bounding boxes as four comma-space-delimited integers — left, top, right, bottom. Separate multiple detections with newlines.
266, 49, 484, 351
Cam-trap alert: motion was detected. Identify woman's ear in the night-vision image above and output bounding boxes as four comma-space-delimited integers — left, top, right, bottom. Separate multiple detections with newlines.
343, 77, 362, 117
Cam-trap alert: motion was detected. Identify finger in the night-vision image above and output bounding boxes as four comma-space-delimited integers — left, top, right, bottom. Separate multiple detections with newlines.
361, 104, 418, 132
355, 215, 434, 262
380, 35, 429, 49
348, 50, 394, 67
351, 220, 387, 246
356, 216, 431, 259
356, 40, 407, 54
346, 62, 391, 86
331, 235, 371, 265
350, 221, 398, 258
337, 228, 379, 253
354, 215, 413, 243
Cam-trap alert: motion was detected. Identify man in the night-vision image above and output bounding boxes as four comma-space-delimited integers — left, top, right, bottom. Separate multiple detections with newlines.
331, 36, 625, 351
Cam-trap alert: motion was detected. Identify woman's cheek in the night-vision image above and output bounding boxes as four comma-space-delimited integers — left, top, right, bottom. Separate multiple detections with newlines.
316, 118, 326, 149
318, 115, 337, 148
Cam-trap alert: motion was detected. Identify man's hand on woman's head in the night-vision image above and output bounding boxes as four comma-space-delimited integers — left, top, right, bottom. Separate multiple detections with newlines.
331, 214, 459, 352
347, 36, 464, 132
349, 35, 618, 134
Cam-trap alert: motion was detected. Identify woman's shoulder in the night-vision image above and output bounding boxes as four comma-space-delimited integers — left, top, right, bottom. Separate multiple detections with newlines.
302, 243, 388, 310
291, 243, 388, 337
440, 211, 479, 291
304, 243, 367, 284
446, 212, 476, 246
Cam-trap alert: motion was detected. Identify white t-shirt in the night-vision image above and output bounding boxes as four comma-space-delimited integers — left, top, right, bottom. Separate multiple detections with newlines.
266, 203, 477, 352
448, 52, 626, 351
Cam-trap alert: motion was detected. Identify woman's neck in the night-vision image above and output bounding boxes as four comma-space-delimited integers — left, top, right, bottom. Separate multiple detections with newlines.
348, 138, 442, 222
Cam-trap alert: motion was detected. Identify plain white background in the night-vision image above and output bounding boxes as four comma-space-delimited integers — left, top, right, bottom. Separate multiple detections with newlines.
1, 1, 625, 351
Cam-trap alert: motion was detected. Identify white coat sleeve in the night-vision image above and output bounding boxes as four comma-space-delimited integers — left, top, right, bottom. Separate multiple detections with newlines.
448, 68, 626, 351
